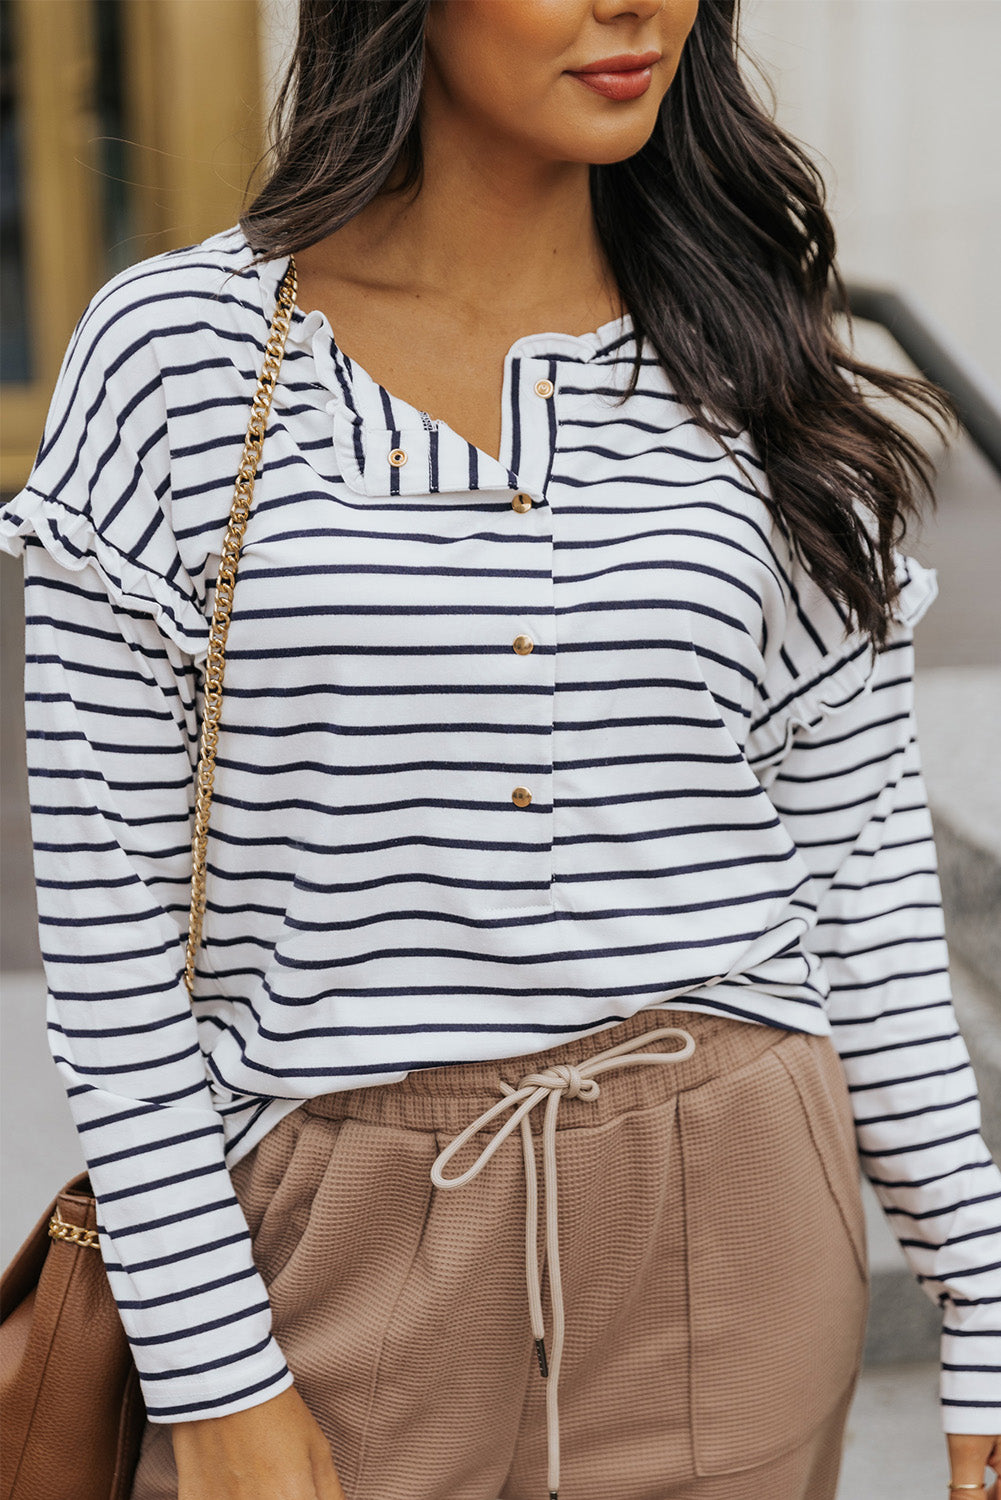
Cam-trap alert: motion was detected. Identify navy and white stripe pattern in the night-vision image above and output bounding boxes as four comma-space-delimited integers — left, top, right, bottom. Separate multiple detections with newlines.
3, 225, 998, 1429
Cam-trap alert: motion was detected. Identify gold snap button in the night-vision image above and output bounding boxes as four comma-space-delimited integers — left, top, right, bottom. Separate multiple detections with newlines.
512, 786, 533, 808
513, 634, 534, 655
534, 379, 554, 399
388, 448, 407, 467
511, 492, 533, 513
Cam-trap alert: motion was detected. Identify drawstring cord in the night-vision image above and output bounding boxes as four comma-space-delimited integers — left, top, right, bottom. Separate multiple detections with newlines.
430, 1024, 697, 1499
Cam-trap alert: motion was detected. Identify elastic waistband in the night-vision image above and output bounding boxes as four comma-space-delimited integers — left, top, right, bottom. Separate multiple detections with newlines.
304, 1008, 789, 1137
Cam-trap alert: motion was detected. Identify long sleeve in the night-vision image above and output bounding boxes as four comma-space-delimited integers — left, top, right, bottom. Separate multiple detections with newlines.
1, 270, 293, 1421
752, 554, 1001, 1435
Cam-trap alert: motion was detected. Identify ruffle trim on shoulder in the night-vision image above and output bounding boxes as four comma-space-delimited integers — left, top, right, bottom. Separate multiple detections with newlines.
747, 552, 938, 781
747, 635, 876, 776
890, 550, 939, 628
1, 487, 211, 662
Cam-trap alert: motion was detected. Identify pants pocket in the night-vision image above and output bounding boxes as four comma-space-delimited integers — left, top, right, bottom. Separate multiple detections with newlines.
251, 1116, 438, 1496
679, 1031, 870, 1477
776, 1031, 869, 1283
230, 1105, 340, 1292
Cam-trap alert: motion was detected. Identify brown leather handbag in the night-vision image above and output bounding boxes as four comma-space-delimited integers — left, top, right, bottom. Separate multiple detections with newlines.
0, 256, 299, 1500
0, 1177, 144, 1500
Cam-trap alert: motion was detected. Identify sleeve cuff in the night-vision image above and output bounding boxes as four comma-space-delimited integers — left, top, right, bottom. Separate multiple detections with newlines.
140, 1337, 294, 1424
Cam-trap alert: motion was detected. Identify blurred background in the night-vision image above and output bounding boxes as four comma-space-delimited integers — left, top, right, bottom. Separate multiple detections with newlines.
1, 3, 999, 1493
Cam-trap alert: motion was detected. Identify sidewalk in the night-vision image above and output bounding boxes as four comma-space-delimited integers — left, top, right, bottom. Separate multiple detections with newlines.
839, 1362, 951, 1497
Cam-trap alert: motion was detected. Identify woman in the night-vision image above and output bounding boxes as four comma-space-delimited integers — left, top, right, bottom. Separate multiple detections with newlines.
3, 1, 999, 1497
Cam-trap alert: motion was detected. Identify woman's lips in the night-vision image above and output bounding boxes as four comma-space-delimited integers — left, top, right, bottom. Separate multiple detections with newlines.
570, 66, 653, 101
567, 53, 660, 102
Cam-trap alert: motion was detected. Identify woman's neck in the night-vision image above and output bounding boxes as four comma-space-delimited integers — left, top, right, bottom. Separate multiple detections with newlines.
297, 117, 621, 330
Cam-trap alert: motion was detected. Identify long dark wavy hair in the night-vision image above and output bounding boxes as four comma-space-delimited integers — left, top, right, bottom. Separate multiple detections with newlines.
241, 0, 953, 646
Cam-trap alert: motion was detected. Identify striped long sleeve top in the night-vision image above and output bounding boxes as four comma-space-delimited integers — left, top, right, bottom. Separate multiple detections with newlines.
3, 225, 999, 1432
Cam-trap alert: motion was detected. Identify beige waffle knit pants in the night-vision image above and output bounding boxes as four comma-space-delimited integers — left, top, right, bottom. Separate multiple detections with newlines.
130, 1008, 870, 1500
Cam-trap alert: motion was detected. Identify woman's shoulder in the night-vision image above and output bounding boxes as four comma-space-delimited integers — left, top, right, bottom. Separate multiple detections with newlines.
28, 223, 277, 466
0, 227, 275, 658
747, 528, 938, 781
72, 223, 270, 364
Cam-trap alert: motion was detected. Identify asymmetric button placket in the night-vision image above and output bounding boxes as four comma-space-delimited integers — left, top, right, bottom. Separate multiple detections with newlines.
328, 339, 561, 910
503, 363, 559, 856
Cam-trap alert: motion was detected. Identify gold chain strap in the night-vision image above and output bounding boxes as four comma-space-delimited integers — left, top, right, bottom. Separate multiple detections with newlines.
184, 257, 298, 995
48, 1209, 100, 1249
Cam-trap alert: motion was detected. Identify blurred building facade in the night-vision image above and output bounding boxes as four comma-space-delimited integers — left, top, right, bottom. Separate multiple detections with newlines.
2, 0, 262, 492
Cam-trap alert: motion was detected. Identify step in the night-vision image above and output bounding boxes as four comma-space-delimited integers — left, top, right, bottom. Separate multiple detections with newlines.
916, 666, 1001, 986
